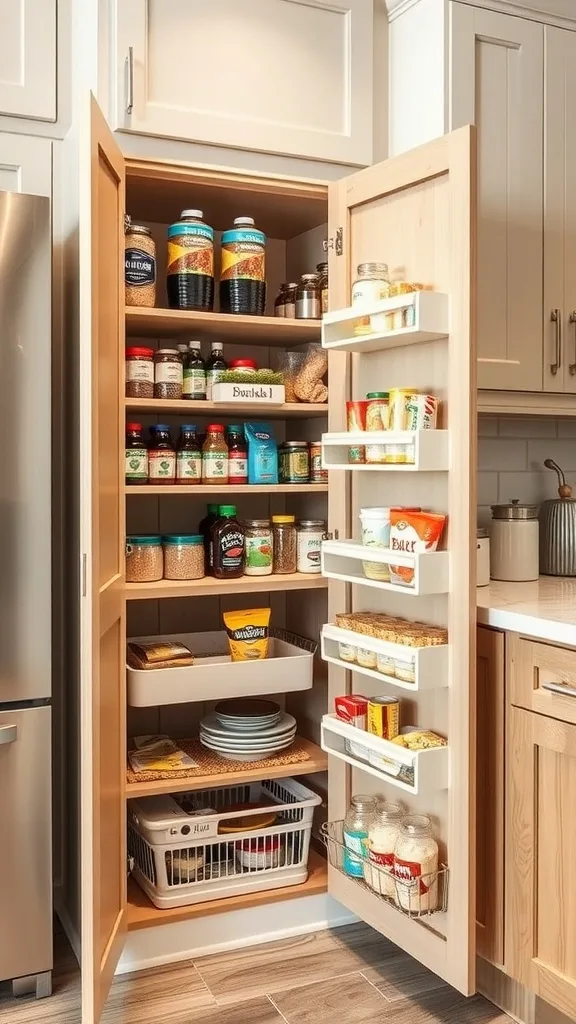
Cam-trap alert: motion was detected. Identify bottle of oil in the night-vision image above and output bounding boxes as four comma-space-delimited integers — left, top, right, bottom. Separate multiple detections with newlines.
167, 210, 214, 311
220, 216, 266, 316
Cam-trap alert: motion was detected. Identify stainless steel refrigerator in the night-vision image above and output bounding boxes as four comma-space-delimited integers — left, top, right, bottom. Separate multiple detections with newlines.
0, 191, 53, 998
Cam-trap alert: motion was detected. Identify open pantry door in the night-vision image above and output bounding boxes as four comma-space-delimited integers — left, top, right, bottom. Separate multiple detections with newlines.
79, 97, 127, 1022
322, 128, 477, 995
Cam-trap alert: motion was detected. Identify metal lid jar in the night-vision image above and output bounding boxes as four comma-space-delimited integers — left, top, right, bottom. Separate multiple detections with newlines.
489, 499, 539, 582
296, 519, 326, 574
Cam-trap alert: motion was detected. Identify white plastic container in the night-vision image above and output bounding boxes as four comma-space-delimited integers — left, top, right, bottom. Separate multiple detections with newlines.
359, 506, 391, 582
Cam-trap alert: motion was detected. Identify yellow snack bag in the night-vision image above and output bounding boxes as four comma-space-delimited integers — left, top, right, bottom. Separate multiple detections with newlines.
223, 608, 271, 662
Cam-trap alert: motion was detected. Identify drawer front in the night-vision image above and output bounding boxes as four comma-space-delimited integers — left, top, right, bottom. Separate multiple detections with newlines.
509, 635, 576, 724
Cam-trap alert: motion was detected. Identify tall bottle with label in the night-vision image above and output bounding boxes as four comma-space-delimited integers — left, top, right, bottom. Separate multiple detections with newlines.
205, 342, 227, 400
176, 425, 202, 484
183, 340, 206, 400
220, 216, 266, 315
125, 423, 148, 485
199, 503, 220, 574
202, 424, 228, 484
148, 425, 176, 484
226, 425, 248, 484
211, 505, 245, 580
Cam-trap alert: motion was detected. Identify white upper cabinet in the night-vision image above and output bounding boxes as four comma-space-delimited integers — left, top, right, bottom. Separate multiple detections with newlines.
0, 0, 56, 121
113, 0, 373, 165
0, 134, 51, 196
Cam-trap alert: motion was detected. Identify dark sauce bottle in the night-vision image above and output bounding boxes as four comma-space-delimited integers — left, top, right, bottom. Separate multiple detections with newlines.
220, 216, 266, 316
125, 422, 148, 485
211, 505, 245, 579
199, 503, 220, 574
167, 209, 214, 311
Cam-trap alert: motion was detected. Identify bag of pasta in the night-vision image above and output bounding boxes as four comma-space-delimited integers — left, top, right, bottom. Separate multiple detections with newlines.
293, 344, 328, 404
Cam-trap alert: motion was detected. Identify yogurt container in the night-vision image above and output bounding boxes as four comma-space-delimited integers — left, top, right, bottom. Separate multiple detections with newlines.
359, 506, 391, 582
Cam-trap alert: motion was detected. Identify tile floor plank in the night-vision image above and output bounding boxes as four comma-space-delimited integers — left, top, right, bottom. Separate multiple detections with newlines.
271, 973, 393, 1024
371, 987, 513, 1024
362, 955, 449, 1002
101, 961, 214, 1023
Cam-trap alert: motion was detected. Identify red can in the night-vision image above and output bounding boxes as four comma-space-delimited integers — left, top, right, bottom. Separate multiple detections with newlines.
335, 694, 369, 730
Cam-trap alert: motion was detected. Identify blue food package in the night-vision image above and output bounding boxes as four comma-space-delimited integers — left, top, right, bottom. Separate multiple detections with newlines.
244, 422, 278, 484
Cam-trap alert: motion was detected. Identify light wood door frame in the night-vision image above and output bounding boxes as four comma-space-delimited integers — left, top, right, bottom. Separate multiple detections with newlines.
80, 97, 127, 1023
326, 127, 477, 994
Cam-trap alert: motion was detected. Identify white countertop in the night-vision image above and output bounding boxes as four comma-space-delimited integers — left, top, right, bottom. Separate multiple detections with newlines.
477, 578, 576, 646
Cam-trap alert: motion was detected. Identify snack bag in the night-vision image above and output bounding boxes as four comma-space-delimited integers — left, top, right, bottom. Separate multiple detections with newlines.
223, 607, 271, 661
388, 509, 446, 586
244, 422, 278, 484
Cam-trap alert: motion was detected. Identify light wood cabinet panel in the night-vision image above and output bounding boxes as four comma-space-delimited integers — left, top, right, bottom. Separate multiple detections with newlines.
0, 0, 56, 121
113, 0, 373, 165
506, 706, 576, 1019
508, 634, 576, 725
450, 3, 543, 392
476, 626, 505, 967
543, 26, 576, 394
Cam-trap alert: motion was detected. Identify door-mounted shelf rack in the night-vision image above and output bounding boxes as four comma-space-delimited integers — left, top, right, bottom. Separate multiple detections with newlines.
321, 292, 449, 352
321, 540, 449, 595
320, 624, 449, 692
321, 430, 449, 472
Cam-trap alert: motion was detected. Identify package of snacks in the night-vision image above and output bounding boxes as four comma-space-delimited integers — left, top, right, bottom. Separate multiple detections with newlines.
391, 730, 446, 750
223, 607, 271, 661
388, 510, 447, 586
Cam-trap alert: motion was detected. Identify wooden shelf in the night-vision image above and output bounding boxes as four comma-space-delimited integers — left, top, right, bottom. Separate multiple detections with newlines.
126, 306, 321, 345
125, 397, 328, 419
126, 573, 327, 601
125, 737, 328, 799
126, 848, 328, 931
126, 483, 328, 496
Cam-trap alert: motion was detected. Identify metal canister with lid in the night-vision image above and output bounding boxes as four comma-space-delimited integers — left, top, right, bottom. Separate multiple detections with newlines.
476, 528, 490, 587
490, 499, 539, 582
538, 459, 576, 576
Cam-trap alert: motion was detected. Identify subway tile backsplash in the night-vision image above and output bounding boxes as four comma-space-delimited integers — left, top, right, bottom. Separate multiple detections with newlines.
477, 416, 576, 527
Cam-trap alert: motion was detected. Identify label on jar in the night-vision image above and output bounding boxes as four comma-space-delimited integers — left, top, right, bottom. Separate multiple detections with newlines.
343, 830, 368, 876
177, 452, 201, 481
228, 456, 247, 483
245, 534, 272, 574
202, 451, 227, 480
149, 450, 176, 480
369, 849, 394, 870
219, 529, 245, 572
183, 367, 206, 398
394, 858, 429, 894
125, 248, 156, 286
206, 369, 224, 400
297, 532, 322, 573
220, 229, 266, 282
351, 279, 388, 307
167, 224, 214, 278
125, 448, 148, 481
155, 361, 182, 384
126, 359, 154, 383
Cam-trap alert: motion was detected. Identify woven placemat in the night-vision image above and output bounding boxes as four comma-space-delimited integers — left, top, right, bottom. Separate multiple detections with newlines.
126, 736, 311, 785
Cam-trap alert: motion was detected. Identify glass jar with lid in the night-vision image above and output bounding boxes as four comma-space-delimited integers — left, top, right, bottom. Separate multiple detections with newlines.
394, 814, 439, 914
279, 441, 310, 484
351, 262, 390, 336
316, 262, 328, 314
274, 284, 287, 317
295, 274, 321, 319
296, 519, 325, 574
365, 801, 403, 898
284, 282, 298, 319
244, 519, 273, 576
342, 794, 377, 877
125, 535, 163, 583
126, 346, 154, 398
272, 515, 297, 574
154, 348, 183, 399
125, 219, 157, 308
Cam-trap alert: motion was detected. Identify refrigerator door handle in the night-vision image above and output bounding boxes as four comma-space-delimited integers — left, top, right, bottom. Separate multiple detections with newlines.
0, 725, 17, 745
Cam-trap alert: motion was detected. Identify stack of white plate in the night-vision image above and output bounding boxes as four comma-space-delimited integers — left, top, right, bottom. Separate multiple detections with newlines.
199, 699, 297, 762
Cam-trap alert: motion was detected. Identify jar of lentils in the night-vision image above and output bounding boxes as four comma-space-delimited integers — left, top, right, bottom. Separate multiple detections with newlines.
126, 346, 154, 398
154, 348, 183, 399
125, 219, 157, 308
272, 515, 297, 574
162, 535, 205, 580
125, 535, 163, 583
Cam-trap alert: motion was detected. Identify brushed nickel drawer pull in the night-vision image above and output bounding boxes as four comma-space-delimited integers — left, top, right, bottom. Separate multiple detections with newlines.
551, 309, 562, 375
542, 681, 576, 698
570, 311, 576, 375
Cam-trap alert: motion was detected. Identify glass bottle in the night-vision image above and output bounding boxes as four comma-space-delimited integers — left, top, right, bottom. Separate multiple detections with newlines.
176, 425, 202, 484
226, 425, 248, 484
284, 282, 298, 319
365, 801, 403, 898
202, 424, 228, 483
394, 814, 439, 914
125, 422, 148, 486
274, 284, 287, 317
316, 262, 329, 314
210, 505, 245, 579
205, 341, 227, 400
183, 340, 206, 400
148, 425, 176, 484
342, 795, 377, 877
295, 274, 320, 319
199, 503, 220, 574
272, 515, 297, 574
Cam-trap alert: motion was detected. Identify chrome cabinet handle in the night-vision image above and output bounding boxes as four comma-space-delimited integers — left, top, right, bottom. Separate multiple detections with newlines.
125, 46, 134, 115
0, 725, 17, 745
569, 311, 576, 375
551, 309, 562, 375
542, 681, 576, 699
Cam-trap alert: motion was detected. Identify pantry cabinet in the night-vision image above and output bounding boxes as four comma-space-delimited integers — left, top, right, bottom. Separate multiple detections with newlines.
112, 0, 373, 165
0, 133, 52, 196
0, 0, 56, 121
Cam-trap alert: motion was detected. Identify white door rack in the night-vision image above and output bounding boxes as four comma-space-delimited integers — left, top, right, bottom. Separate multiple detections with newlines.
321, 292, 449, 352
321, 539, 449, 595
321, 430, 449, 471
321, 623, 449, 692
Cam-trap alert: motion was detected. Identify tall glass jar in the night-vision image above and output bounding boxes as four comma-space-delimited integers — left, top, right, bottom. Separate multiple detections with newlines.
351, 262, 390, 336
394, 814, 439, 914
125, 220, 156, 308
272, 515, 297, 574
296, 519, 325, 574
154, 348, 183, 399
316, 262, 328, 314
125, 535, 163, 583
365, 802, 403, 899
244, 519, 273, 576
342, 795, 377, 877
284, 282, 298, 319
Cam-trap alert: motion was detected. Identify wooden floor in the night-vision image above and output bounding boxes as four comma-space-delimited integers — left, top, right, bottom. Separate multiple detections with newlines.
0, 921, 513, 1024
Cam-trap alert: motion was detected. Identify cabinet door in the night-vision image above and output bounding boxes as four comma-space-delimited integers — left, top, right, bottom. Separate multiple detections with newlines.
0, 0, 56, 121
450, 3, 543, 392
114, 0, 373, 165
476, 627, 505, 967
543, 26, 576, 394
508, 634, 576, 725
0, 134, 51, 196
506, 707, 576, 1019
326, 128, 476, 995
79, 98, 127, 1023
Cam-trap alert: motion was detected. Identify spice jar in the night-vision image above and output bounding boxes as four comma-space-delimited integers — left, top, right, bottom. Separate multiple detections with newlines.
316, 262, 328, 314
176, 425, 202, 484
296, 519, 325, 573
229, 359, 257, 377
125, 535, 163, 583
309, 441, 327, 483
272, 515, 297, 574
279, 441, 310, 484
167, 209, 214, 311
154, 349, 183, 400
342, 795, 377, 877
148, 425, 176, 484
352, 263, 390, 336
244, 519, 273, 576
125, 220, 156, 308
394, 814, 439, 914
126, 346, 154, 398
125, 422, 148, 486
284, 282, 298, 319
365, 801, 403, 898
365, 392, 390, 465
162, 535, 205, 580
295, 274, 321, 319
202, 424, 228, 483
274, 284, 287, 317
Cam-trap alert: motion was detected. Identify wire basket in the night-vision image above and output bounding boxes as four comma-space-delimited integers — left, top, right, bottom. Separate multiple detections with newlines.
320, 820, 448, 918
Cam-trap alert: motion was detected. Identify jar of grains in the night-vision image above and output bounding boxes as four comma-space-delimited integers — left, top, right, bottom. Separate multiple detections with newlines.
124, 219, 157, 308
351, 263, 390, 336
126, 346, 154, 398
154, 348, 183, 399
244, 519, 273, 576
162, 535, 205, 580
394, 814, 439, 914
279, 441, 310, 484
365, 801, 403, 899
126, 535, 163, 583
297, 520, 325, 573
272, 515, 297, 574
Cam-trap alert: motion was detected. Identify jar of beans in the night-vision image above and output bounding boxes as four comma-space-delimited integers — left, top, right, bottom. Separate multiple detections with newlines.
162, 535, 205, 580
272, 515, 297, 574
126, 346, 154, 398
125, 219, 157, 308
154, 348, 183, 399
126, 535, 163, 583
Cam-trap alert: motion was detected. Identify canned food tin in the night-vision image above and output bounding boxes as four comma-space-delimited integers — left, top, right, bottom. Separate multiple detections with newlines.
346, 400, 370, 464
310, 441, 328, 483
404, 393, 439, 431
389, 388, 416, 432
367, 696, 400, 739
278, 441, 310, 483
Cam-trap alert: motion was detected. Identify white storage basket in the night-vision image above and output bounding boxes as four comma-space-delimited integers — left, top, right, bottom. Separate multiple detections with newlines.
128, 777, 322, 909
